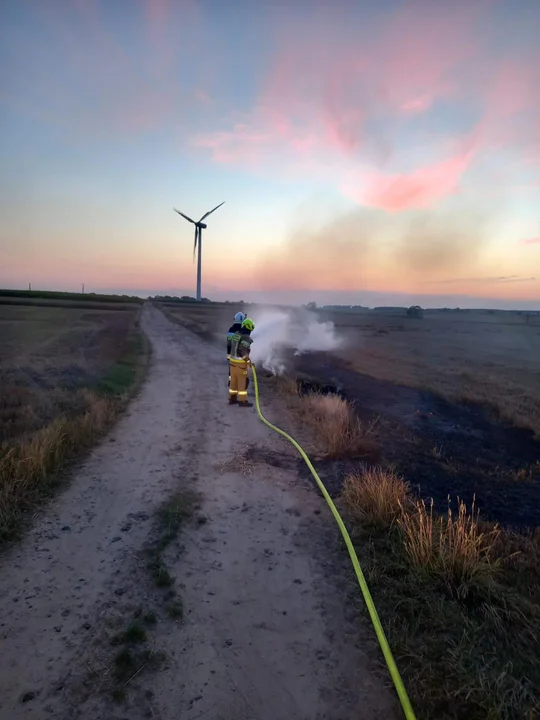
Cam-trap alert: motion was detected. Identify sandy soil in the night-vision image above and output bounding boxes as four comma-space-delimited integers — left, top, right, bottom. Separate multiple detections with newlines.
0, 305, 397, 720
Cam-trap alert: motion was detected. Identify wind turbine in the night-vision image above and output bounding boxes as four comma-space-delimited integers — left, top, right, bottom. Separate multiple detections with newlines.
173, 202, 225, 301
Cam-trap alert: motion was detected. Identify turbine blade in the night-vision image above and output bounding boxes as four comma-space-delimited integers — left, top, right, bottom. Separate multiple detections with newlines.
174, 208, 195, 224
199, 201, 225, 222
193, 226, 198, 262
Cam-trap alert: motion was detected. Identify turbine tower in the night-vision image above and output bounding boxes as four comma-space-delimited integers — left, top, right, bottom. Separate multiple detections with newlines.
173, 202, 225, 301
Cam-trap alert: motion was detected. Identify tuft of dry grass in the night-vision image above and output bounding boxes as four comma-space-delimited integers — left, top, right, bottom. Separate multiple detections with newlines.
220, 449, 255, 476
276, 376, 300, 397
341, 469, 501, 599
342, 467, 409, 530
509, 464, 539, 483
296, 392, 378, 458
397, 496, 501, 600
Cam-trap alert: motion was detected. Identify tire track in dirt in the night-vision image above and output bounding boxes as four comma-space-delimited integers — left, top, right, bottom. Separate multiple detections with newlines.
0, 304, 397, 720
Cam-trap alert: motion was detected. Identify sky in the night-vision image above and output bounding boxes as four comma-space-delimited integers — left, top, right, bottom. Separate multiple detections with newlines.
1, 0, 539, 309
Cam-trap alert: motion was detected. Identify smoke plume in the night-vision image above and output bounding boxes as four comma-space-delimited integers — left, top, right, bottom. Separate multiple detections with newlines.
254, 200, 497, 295
250, 306, 342, 375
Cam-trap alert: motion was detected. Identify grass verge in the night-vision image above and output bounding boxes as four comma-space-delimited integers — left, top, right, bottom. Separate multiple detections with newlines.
100, 491, 200, 704
108, 609, 166, 697
145, 490, 200, 593
0, 321, 150, 544
341, 468, 540, 719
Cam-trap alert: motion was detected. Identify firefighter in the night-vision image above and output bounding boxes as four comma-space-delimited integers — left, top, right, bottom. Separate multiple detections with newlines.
227, 312, 246, 356
228, 317, 255, 407
227, 312, 246, 387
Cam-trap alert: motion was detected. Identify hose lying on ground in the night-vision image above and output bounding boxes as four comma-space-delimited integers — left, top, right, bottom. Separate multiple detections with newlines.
250, 364, 417, 720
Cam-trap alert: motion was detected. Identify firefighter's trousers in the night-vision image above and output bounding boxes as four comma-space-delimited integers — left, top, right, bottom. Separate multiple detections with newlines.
229, 361, 249, 403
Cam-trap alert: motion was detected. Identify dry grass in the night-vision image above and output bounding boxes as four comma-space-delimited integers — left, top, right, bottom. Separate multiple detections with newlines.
509, 464, 540, 482
275, 376, 300, 397
342, 470, 501, 597
397, 497, 501, 600
340, 468, 540, 719
342, 467, 408, 530
0, 304, 148, 543
220, 448, 255, 476
0, 392, 116, 539
0, 304, 140, 441
295, 393, 378, 458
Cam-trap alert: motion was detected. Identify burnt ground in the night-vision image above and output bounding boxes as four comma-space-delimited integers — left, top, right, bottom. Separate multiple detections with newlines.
287, 352, 540, 532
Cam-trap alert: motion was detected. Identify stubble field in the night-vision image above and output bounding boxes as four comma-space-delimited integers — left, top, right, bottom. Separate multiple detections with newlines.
0, 297, 147, 541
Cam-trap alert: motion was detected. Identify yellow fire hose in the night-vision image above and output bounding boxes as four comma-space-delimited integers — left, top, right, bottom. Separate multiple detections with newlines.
250, 364, 417, 720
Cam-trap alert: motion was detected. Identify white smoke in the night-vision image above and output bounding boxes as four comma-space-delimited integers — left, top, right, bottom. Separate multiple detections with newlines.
250, 306, 342, 375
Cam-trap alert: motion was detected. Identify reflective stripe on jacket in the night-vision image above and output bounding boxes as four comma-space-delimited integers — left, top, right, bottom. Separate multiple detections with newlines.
228, 330, 252, 363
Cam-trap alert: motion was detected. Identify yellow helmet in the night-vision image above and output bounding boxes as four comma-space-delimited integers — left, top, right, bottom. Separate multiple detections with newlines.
242, 317, 255, 332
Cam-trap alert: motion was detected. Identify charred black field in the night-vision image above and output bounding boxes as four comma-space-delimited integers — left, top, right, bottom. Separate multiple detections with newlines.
292, 352, 540, 531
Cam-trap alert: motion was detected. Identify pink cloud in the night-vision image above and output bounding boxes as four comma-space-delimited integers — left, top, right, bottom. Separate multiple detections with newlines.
400, 96, 433, 114
193, 1, 500, 206
479, 53, 540, 158
372, 0, 489, 110
346, 151, 475, 211
194, 124, 273, 166
257, 0, 490, 132
254, 27, 367, 156
520, 238, 540, 246
193, 1, 535, 177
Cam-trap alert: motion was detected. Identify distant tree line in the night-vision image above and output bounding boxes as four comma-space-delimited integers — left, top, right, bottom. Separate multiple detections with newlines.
151, 295, 245, 306
305, 302, 370, 312
303, 301, 539, 318
0, 288, 143, 304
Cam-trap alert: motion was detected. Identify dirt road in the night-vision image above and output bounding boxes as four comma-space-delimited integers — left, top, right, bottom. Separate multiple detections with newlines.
0, 305, 396, 720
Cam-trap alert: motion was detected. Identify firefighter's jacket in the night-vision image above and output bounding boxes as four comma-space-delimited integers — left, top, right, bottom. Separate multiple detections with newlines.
226, 323, 242, 355
228, 329, 252, 366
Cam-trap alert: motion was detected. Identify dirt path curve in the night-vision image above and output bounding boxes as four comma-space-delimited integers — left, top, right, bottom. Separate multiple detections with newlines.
0, 305, 397, 720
